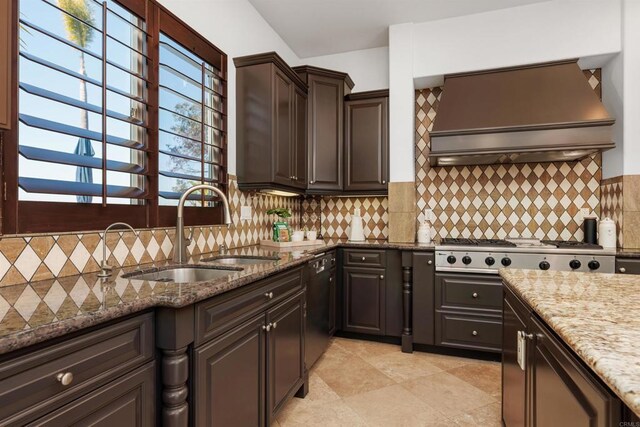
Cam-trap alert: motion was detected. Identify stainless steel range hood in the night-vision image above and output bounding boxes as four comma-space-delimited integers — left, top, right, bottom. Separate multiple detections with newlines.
429, 60, 615, 167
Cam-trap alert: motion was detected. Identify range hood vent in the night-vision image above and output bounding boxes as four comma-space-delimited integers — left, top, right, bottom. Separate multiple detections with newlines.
429, 60, 615, 167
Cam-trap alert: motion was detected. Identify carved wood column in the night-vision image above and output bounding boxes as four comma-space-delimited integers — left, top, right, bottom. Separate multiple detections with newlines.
156, 306, 194, 427
401, 252, 413, 353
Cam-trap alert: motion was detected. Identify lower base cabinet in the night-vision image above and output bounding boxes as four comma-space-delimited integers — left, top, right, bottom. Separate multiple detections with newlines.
194, 291, 305, 426
29, 362, 156, 426
343, 266, 386, 335
503, 286, 622, 427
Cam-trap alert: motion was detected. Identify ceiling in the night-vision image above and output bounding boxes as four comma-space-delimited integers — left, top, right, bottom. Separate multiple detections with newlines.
248, 0, 551, 58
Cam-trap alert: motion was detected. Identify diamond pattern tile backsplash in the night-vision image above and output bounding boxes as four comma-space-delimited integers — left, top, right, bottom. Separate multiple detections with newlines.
0, 176, 301, 287
600, 176, 623, 247
414, 69, 604, 241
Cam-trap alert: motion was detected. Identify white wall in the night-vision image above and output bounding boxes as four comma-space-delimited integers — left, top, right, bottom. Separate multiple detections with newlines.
411, 0, 621, 82
602, 53, 624, 179
621, 0, 640, 175
157, 0, 301, 175
303, 47, 389, 92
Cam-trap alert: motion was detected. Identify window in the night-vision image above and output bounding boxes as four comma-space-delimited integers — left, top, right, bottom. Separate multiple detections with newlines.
158, 33, 226, 207
4, 0, 227, 233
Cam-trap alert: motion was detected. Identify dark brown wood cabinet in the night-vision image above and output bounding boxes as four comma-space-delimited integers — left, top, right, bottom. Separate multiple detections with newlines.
615, 257, 640, 274
267, 292, 305, 418
344, 90, 389, 193
0, 0, 11, 130
343, 266, 386, 335
503, 286, 623, 427
413, 252, 436, 345
194, 315, 267, 427
294, 66, 354, 194
235, 53, 308, 193
329, 267, 337, 336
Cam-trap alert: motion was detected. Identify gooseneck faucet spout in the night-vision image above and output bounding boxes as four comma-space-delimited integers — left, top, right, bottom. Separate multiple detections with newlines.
173, 184, 232, 264
98, 222, 138, 277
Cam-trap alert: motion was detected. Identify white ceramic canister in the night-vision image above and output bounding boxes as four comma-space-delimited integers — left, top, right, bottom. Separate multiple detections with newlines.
417, 220, 432, 244
598, 217, 617, 249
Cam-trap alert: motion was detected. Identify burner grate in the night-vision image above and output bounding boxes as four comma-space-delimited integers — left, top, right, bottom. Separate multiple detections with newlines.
440, 238, 517, 247
541, 240, 603, 250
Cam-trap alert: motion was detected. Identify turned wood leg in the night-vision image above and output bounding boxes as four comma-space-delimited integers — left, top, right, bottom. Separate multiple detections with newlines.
162, 347, 189, 427
402, 266, 413, 353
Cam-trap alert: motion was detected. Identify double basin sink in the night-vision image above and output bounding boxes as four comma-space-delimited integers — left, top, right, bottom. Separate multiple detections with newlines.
122, 255, 280, 283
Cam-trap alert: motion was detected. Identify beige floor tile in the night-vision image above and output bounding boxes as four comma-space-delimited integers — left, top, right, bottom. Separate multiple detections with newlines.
333, 337, 399, 360
302, 372, 341, 405
415, 352, 474, 371
344, 384, 452, 427
277, 399, 367, 426
402, 370, 497, 416
315, 353, 396, 398
365, 351, 443, 382
447, 362, 502, 398
450, 402, 502, 426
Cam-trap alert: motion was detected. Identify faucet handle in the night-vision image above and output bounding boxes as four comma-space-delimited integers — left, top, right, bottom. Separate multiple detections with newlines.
185, 228, 194, 245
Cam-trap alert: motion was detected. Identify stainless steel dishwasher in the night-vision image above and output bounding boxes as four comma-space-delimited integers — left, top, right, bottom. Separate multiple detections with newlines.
306, 252, 334, 368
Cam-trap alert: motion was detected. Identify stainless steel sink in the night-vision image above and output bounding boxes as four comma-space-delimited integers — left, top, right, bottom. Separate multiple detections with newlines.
123, 266, 242, 283
202, 255, 280, 265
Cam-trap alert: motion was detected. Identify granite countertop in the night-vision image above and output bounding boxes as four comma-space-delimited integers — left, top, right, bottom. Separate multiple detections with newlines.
500, 269, 640, 417
0, 239, 434, 355
616, 248, 640, 259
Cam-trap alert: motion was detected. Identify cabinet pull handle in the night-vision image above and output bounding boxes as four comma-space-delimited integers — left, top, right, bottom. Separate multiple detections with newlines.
309, 180, 315, 184
379, 275, 384, 280
619, 267, 626, 273
361, 256, 366, 261
472, 292, 478, 298
265, 292, 274, 299
427, 260, 433, 265
263, 323, 271, 332
472, 331, 478, 336
329, 277, 333, 282
272, 322, 278, 329
56, 372, 74, 386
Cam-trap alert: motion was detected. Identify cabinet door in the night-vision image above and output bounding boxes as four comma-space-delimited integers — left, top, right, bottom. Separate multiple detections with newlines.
28, 363, 155, 427
272, 70, 293, 186
292, 87, 307, 189
502, 288, 529, 427
343, 267, 386, 335
530, 316, 621, 427
194, 315, 267, 427
0, 0, 12, 130
307, 75, 344, 192
344, 97, 388, 192
615, 258, 640, 275
267, 291, 305, 418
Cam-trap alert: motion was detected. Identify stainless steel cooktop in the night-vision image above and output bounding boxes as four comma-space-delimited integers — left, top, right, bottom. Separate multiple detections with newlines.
436, 238, 616, 274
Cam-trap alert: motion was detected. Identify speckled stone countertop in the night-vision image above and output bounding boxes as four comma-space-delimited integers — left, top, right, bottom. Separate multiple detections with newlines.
500, 269, 640, 417
0, 239, 434, 355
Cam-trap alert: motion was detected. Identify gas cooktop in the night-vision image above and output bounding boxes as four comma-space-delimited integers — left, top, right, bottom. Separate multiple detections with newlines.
435, 238, 615, 274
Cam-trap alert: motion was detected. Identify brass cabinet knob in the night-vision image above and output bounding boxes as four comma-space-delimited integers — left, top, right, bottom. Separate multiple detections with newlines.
472, 331, 478, 336
329, 277, 333, 282
56, 372, 74, 386
379, 275, 384, 280
263, 323, 271, 332
272, 322, 278, 329
472, 292, 478, 298
382, 180, 386, 184
619, 267, 626, 273
361, 256, 366, 261
427, 260, 433, 265
265, 292, 274, 299
309, 180, 315, 184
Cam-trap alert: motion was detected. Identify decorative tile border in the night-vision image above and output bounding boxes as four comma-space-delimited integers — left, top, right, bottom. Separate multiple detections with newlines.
600, 176, 623, 247
414, 69, 603, 241
0, 176, 301, 287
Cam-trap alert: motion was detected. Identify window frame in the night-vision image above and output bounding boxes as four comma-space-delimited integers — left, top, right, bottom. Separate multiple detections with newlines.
2, 0, 228, 234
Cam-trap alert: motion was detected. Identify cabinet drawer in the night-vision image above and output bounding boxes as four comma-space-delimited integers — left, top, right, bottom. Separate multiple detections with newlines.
0, 313, 154, 425
196, 267, 303, 345
436, 273, 502, 313
435, 312, 502, 353
343, 249, 386, 268
616, 258, 640, 274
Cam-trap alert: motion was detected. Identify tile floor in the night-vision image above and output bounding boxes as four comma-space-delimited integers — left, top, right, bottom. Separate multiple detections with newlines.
275, 337, 502, 426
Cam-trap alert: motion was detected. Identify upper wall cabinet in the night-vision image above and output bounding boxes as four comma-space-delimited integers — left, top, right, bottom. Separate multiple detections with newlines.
344, 90, 389, 194
293, 66, 354, 194
0, 0, 13, 130
235, 52, 308, 193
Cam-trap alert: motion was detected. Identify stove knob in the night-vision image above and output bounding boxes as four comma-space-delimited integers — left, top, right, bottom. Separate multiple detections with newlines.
501, 257, 512, 267
539, 261, 550, 271
569, 259, 582, 270
588, 260, 600, 271
447, 255, 457, 264
485, 257, 495, 266
462, 256, 472, 265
